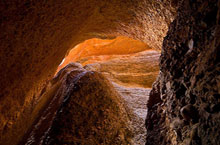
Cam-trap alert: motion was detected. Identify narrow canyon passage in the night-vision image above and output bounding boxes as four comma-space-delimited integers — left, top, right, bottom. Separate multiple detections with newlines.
1, 1, 219, 145
20, 37, 160, 145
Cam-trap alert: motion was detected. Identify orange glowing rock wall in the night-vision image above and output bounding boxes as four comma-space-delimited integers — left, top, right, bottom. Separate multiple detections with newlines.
56, 36, 160, 89
57, 36, 151, 71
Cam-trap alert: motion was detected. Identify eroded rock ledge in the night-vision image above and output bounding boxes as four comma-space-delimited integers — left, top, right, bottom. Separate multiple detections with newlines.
146, 0, 220, 144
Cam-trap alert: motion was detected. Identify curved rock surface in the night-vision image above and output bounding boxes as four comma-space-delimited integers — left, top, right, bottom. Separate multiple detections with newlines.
20, 63, 133, 145
57, 36, 150, 72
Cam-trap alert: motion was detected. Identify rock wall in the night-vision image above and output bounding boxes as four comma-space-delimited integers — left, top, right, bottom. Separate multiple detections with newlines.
0, 1, 176, 144
56, 36, 160, 88
146, 0, 220, 144
84, 50, 160, 88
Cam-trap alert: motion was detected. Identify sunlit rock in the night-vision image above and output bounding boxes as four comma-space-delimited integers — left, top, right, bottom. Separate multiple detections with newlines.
84, 50, 160, 88
56, 36, 151, 72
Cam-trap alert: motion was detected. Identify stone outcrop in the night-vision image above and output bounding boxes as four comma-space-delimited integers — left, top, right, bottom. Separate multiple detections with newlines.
20, 63, 133, 145
0, 1, 176, 144
146, 0, 220, 144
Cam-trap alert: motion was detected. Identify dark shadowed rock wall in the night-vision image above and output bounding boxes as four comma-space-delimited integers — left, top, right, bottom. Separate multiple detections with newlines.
146, 0, 220, 144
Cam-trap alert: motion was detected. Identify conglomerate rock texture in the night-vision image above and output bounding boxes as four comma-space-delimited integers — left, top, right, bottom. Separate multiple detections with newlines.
146, 0, 220, 145
0, 1, 176, 144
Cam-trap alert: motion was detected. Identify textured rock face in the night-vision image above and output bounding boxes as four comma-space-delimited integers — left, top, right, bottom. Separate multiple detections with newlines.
0, 1, 176, 144
146, 0, 220, 145
20, 63, 133, 145
43, 71, 132, 145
